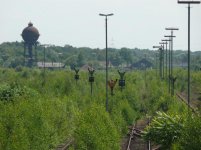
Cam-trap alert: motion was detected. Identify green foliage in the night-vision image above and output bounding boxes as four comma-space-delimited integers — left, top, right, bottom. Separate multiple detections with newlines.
0, 96, 75, 150
0, 67, 200, 150
143, 112, 184, 149
0, 69, 141, 150
178, 115, 201, 150
0, 83, 38, 101
75, 104, 120, 150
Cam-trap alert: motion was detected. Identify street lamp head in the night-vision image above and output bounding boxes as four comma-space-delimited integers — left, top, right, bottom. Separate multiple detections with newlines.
99, 14, 105, 16
178, 0, 200, 4
162, 39, 171, 42
99, 13, 114, 16
159, 42, 168, 45
107, 13, 114, 16
164, 35, 176, 38
153, 46, 162, 49
165, 27, 179, 31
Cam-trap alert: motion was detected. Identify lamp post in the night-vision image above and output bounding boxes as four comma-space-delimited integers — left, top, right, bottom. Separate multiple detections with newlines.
159, 42, 168, 79
159, 42, 164, 79
153, 46, 162, 80
162, 39, 171, 80
155, 52, 158, 76
165, 32, 177, 96
99, 13, 114, 112
165, 28, 179, 81
178, 0, 200, 110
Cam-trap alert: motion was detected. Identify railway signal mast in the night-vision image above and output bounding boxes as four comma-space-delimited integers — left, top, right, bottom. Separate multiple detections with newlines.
178, 0, 200, 110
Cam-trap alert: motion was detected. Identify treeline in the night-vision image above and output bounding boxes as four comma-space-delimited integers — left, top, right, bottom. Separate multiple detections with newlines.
0, 41, 201, 69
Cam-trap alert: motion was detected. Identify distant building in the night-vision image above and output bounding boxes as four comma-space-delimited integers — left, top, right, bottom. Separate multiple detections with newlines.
37, 62, 65, 69
98, 61, 113, 69
130, 58, 153, 70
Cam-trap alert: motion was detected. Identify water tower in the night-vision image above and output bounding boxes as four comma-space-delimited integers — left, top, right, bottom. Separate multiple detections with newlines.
21, 22, 40, 67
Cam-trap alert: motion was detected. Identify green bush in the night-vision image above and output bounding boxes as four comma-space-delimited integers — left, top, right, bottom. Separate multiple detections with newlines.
178, 115, 201, 150
143, 112, 183, 149
75, 104, 120, 150
0, 83, 38, 101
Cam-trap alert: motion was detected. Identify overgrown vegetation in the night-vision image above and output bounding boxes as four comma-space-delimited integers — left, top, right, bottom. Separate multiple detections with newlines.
0, 67, 200, 150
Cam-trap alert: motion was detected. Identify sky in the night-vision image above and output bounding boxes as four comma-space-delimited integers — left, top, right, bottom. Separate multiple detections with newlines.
0, 0, 201, 51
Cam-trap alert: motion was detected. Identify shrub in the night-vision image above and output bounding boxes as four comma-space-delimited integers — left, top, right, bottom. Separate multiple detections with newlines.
74, 104, 120, 150
178, 115, 201, 150
0, 83, 38, 101
142, 112, 183, 149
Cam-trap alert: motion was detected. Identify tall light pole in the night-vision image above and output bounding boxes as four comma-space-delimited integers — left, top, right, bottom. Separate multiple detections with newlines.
159, 42, 167, 79
155, 52, 158, 76
165, 29, 178, 96
99, 13, 114, 112
164, 35, 174, 93
153, 46, 162, 80
178, 0, 200, 110
165, 28, 179, 80
162, 39, 171, 80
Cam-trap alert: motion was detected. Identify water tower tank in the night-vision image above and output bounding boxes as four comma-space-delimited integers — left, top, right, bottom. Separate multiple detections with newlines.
22, 22, 40, 45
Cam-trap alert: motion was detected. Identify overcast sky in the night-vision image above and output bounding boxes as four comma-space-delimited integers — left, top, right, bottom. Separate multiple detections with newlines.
0, 0, 201, 51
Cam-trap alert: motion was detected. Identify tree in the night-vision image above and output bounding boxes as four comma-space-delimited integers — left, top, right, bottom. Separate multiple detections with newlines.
119, 48, 133, 67
65, 55, 77, 67
110, 53, 122, 67
77, 52, 86, 67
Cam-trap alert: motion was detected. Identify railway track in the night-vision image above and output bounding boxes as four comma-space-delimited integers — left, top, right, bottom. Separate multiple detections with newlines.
55, 139, 73, 150
123, 118, 151, 150
176, 93, 199, 114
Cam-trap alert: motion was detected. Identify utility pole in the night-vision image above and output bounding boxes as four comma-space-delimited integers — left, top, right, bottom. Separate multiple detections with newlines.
178, 0, 200, 110
165, 28, 178, 96
159, 42, 168, 79
155, 52, 158, 77
165, 27, 179, 79
164, 36, 174, 93
162, 39, 171, 81
99, 13, 114, 112
153, 46, 162, 80
43, 46, 46, 79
